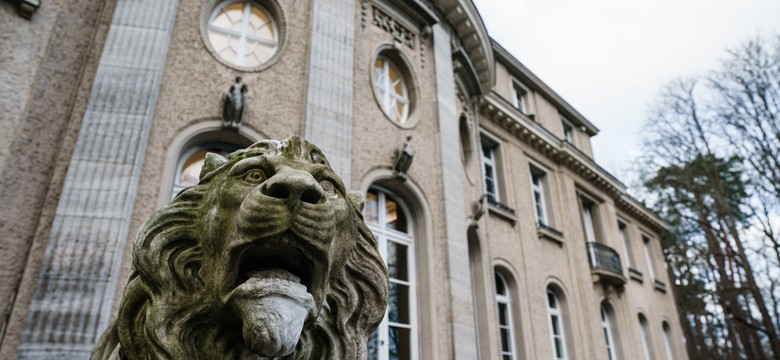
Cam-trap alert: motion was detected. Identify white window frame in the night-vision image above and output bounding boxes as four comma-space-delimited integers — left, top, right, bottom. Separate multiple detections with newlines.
562, 119, 574, 143
617, 221, 632, 268
207, 0, 279, 67
367, 189, 419, 360
547, 289, 568, 360
639, 314, 653, 360
373, 55, 410, 124
530, 166, 549, 227
600, 304, 618, 360
480, 134, 501, 203
495, 272, 517, 360
512, 81, 528, 113
662, 321, 675, 360
642, 235, 657, 280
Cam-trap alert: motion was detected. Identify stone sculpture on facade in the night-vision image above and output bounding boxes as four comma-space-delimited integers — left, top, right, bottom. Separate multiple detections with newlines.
91, 136, 390, 360
222, 76, 248, 130
393, 136, 414, 181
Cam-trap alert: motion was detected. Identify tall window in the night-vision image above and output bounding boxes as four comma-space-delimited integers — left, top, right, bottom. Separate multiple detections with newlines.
495, 272, 517, 360
600, 303, 618, 360
512, 82, 528, 113
581, 199, 598, 244
173, 142, 241, 196
642, 235, 656, 280
638, 314, 653, 360
481, 136, 500, 203
365, 188, 417, 360
562, 121, 573, 143
207, 0, 279, 68
530, 167, 549, 227
547, 288, 568, 360
617, 222, 633, 268
373, 55, 410, 125
662, 321, 675, 360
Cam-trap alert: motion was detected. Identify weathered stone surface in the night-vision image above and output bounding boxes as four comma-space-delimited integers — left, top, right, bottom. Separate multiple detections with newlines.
91, 136, 389, 359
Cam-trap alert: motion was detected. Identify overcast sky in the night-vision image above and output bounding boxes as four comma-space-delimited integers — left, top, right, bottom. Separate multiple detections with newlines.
472, 0, 780, 180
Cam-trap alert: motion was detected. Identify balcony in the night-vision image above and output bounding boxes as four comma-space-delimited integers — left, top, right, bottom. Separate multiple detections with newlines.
587, 242, 627, 286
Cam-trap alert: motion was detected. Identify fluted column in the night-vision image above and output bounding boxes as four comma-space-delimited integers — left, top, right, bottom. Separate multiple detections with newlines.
16, 0, 179, 358
303, 0, 356, 185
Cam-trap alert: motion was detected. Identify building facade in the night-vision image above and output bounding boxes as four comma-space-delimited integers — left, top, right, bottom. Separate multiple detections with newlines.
0, 0, 687, 359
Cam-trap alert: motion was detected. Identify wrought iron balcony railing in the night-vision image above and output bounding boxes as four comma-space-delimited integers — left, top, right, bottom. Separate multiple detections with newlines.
587, 242, 626, 286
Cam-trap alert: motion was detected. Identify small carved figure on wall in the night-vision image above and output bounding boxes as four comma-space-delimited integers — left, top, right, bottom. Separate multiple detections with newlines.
394, 136, 414, 181
223, 77, 248, 130
91, 136, 389, 360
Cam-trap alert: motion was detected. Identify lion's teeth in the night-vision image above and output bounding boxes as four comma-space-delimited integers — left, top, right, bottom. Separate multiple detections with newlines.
246, 269, 301, 283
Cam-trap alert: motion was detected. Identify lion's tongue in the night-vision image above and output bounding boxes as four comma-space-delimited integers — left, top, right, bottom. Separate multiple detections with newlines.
231, 269, 315, 358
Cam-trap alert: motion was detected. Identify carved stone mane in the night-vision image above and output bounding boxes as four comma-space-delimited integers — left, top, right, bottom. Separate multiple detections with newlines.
91, 136, 389, 359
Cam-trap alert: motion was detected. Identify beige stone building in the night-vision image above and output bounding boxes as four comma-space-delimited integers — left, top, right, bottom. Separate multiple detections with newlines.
0, 0, 687, 359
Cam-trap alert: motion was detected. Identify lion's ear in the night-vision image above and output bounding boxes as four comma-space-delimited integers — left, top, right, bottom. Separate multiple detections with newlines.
200, 153, 228, 180
347, 190, 364, 211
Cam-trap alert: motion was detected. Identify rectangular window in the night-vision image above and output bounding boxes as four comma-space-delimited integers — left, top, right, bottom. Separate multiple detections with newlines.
530, 167, 549, 227
512, 82, 528, 114
618, 221, 633, 268
642, 235, 656, 280
481, 137, 500, 204
562, 121, 573, 143
581, 200, 598, 244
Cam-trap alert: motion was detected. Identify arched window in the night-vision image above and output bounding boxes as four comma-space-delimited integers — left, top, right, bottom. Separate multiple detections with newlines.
495, 271, 517, 360
600, 302, 619, 360
365, 188, 417, 360
172, 142, 242, 196
547, 287, 569, 360
638, 313, 654, 360
662, 321, 675, 360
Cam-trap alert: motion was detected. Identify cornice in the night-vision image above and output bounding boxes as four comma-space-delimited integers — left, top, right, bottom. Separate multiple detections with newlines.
492, 40, 600, 135
430, 0, 494, 92
478, 93, 668, 231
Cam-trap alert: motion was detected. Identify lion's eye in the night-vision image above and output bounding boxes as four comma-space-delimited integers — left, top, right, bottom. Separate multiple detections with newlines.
320, 180, 337, 198
243, 170, 266, 183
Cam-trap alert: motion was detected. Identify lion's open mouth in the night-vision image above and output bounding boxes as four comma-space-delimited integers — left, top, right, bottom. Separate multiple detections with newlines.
235, 245, 314, 292
228, 240, 327, 321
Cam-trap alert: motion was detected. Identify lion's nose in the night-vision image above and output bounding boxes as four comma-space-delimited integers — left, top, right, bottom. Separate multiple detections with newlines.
261, 168, 324, 206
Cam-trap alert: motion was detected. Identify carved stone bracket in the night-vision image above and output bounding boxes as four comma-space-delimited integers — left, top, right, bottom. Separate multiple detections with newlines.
16, 0, 40, 19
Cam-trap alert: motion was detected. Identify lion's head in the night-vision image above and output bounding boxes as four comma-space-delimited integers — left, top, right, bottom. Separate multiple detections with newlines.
92, 136, 389, 359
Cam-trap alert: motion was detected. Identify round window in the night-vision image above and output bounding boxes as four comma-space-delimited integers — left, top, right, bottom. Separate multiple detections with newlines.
205, 0, 281, 69
372, 55, 412, 126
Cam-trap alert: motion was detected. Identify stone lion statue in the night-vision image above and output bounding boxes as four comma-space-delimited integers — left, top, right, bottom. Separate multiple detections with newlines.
91, 136, 389, 359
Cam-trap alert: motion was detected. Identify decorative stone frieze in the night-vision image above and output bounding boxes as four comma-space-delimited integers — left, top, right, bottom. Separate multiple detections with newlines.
372, 5, 415, 49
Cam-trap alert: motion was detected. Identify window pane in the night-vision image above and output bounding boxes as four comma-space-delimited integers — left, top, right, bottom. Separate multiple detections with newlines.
387, 242, 408, 281
548, 291, 557, 309
367, 330, 378, 360
388, 282, 410, 324
385, 197, 407, 232
388, 326, 410, 360
364, 191, 379, 224
500, 327, 511, 351
498, 303, 509, 326
495, 273, 506, 295
551, 315, 560, 335
555, 338, 564, 357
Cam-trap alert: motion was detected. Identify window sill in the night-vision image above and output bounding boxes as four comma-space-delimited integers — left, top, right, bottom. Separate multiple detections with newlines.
487, 201, 517, 225
537, 224, 564, 245
628, 267, 643, 283
653, 278, 667, 293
